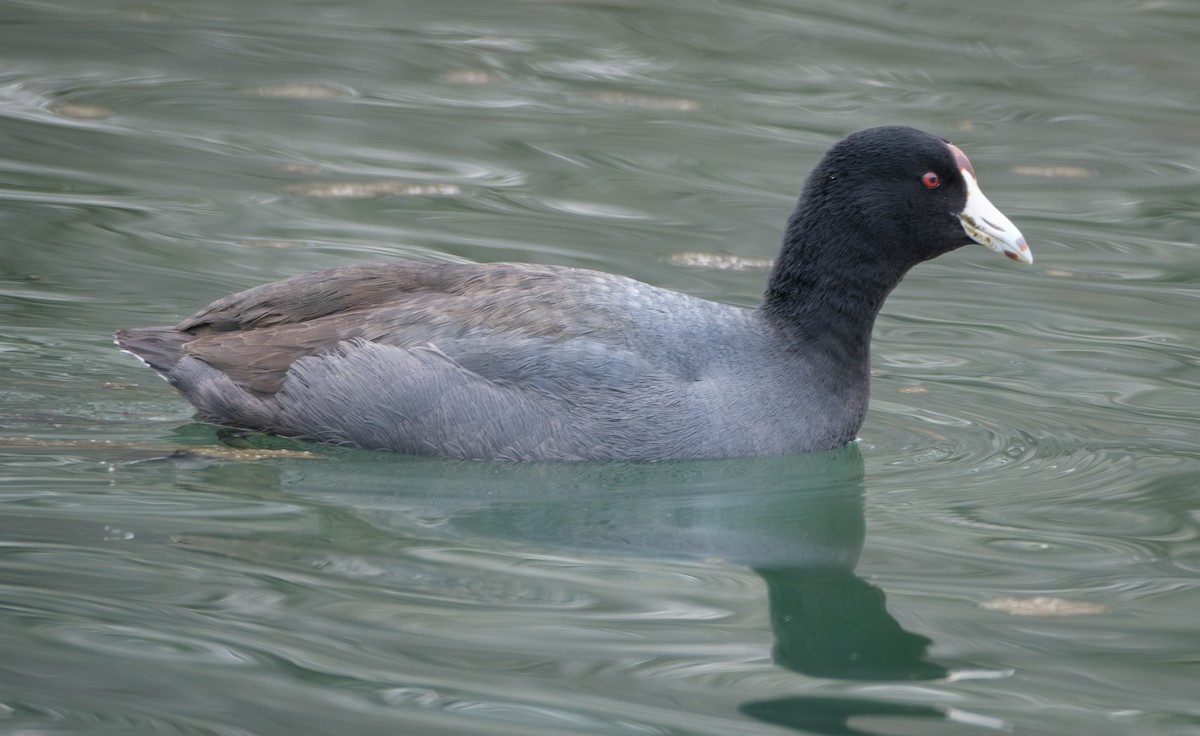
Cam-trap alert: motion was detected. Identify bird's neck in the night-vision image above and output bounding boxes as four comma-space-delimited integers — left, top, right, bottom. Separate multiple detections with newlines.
758, 204, 909, 367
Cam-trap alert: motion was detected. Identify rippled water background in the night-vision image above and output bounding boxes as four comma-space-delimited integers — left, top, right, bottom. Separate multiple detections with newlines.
2, 0, 1199, 734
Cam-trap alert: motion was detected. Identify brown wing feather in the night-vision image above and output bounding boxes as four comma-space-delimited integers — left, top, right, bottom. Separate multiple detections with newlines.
178, 261, 578, 334
173, 261, 637, 394
181, 319, 362, 394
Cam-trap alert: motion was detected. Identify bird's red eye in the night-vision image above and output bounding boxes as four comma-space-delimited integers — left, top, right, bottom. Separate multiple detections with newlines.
922, 172, 940, 189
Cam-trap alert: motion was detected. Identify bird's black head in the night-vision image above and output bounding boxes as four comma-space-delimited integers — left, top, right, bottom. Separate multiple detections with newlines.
792, 125, 1030, 268
763, 126, 1029, 329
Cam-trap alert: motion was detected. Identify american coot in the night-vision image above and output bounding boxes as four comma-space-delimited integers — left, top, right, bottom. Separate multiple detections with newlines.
117, 126, 1030, 461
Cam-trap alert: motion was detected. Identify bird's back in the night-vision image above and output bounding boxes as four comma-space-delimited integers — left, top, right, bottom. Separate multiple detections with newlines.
117, 261, 839, 460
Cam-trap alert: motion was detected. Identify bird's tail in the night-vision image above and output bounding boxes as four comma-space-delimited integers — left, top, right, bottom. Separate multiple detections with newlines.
114, 327, 191, 377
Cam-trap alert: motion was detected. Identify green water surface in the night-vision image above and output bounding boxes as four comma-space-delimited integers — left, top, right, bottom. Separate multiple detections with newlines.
1, 1, 1198, 734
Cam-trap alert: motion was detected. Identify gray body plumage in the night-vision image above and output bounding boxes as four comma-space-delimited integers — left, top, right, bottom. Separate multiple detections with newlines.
119, 261, 865, 460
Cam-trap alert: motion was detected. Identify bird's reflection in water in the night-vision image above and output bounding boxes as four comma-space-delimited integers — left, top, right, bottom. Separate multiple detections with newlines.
184, 434, 995, 736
